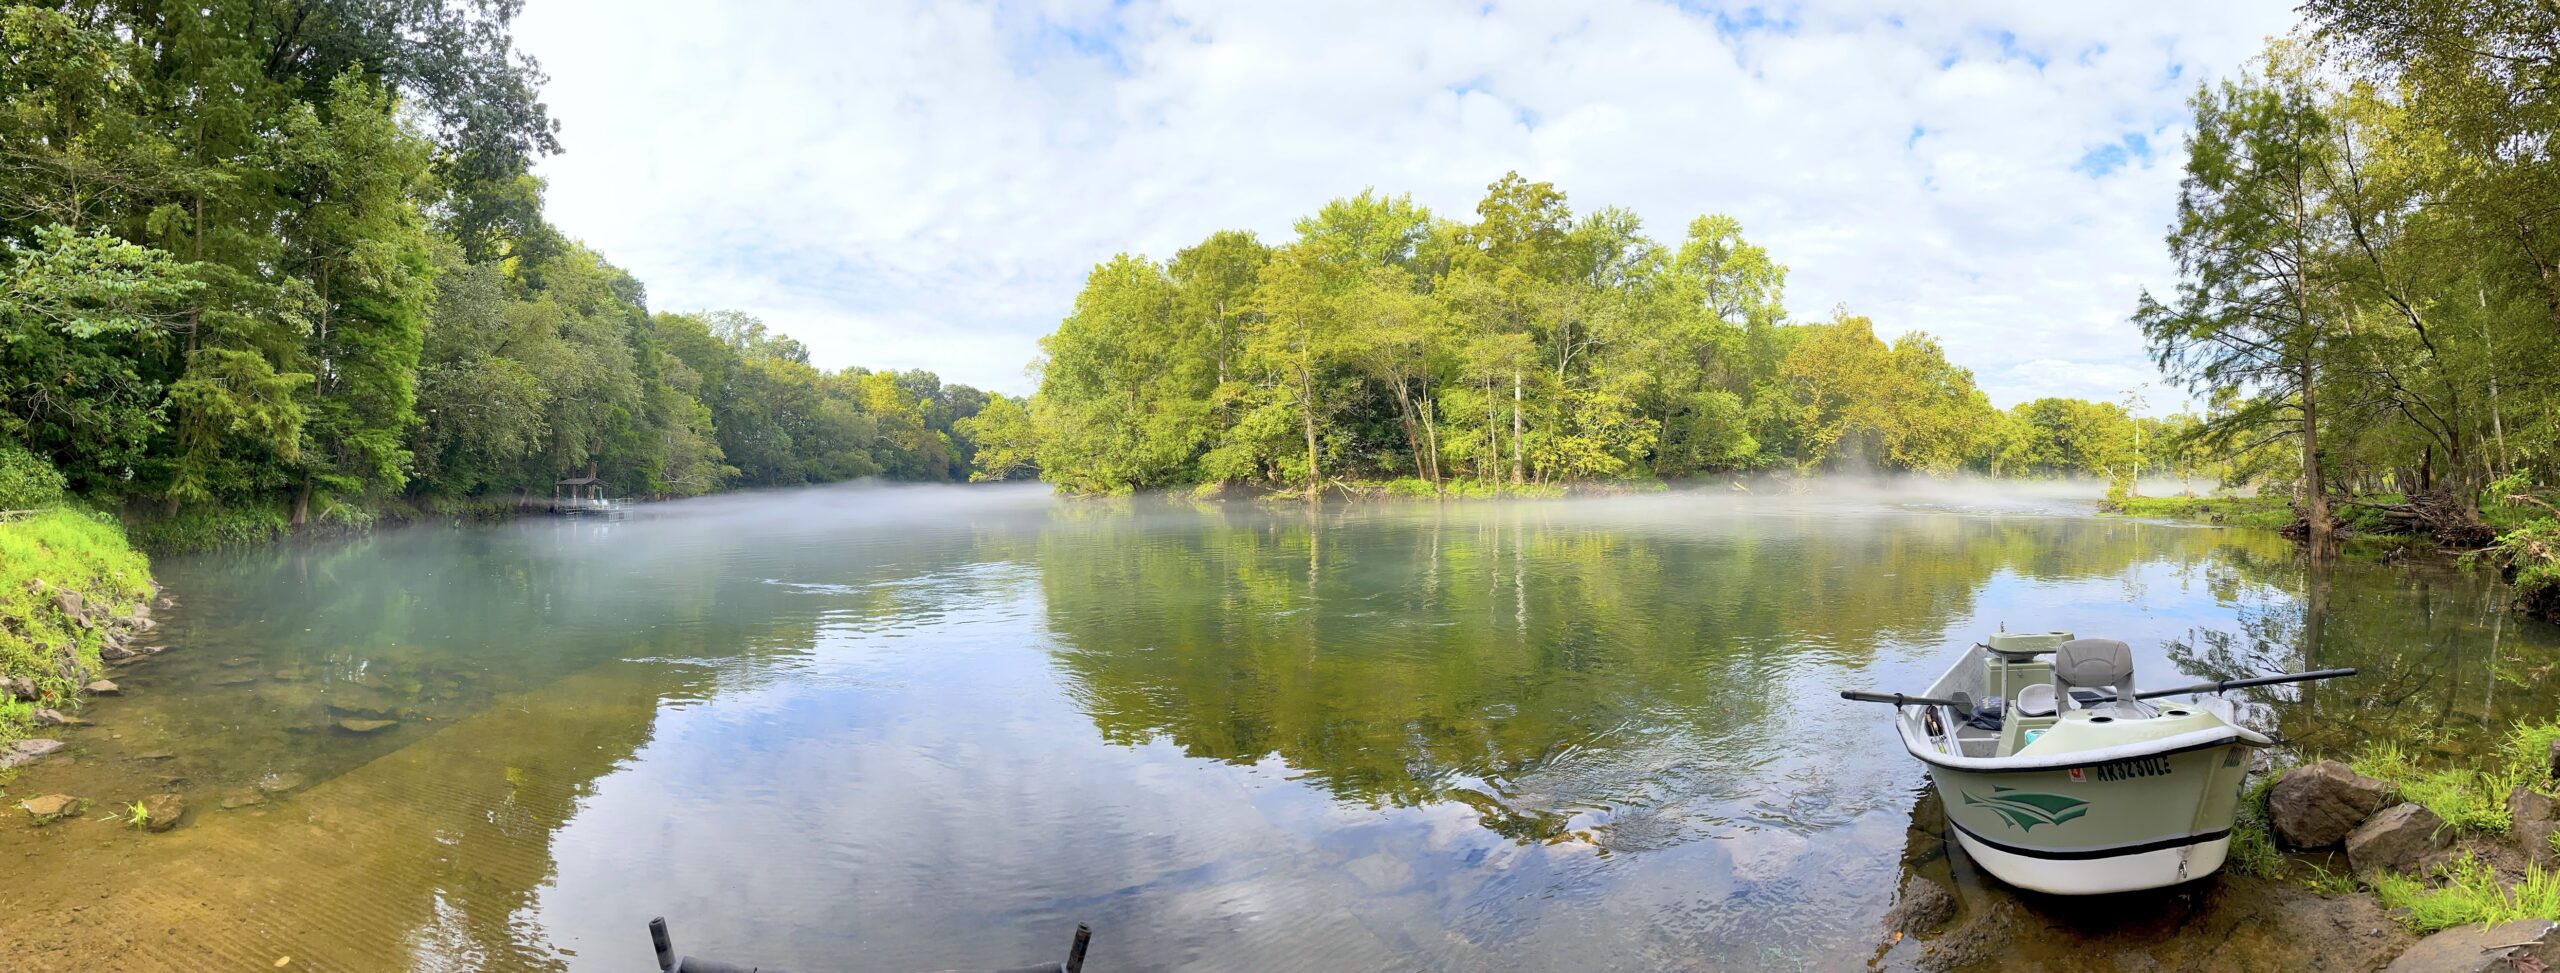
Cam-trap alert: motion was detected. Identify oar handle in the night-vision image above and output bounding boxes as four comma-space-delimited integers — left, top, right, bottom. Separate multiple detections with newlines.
2133, 667, 2357, 700
1840, 690, 1969, 708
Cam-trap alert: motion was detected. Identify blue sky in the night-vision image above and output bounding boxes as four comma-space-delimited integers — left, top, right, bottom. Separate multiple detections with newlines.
515, 0, 2299, 409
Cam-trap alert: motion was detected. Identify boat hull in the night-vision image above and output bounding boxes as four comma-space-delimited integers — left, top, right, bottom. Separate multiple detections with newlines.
1927, 742, 2252, 894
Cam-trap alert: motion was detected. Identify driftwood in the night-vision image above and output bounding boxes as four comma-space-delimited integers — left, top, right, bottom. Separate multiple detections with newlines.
2337, 490, 2498, 548
2275, 491, 2498, 548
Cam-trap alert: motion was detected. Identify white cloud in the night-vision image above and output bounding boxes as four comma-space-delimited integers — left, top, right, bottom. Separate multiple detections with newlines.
513, 0, 2299, 407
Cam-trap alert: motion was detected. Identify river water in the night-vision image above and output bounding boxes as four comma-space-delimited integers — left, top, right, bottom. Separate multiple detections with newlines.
6, 483, 2556, 971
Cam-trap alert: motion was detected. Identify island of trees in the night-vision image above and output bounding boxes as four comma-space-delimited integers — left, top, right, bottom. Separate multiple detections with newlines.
984, 177, 2195, 498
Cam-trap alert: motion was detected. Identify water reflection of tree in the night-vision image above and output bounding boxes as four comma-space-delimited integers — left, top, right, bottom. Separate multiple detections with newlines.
1031, 506, 2217, 842
2163, 548, 2560, 759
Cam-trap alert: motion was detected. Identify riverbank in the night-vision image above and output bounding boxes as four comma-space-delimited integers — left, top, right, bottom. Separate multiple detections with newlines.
0, 510, 157, 744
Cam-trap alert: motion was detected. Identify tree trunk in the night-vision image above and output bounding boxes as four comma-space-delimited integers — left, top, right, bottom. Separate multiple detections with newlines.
1300, 364, 1321, 501
1510, 370, 1524, 486
2300, 354, 2330, 552
291, 472, 313, 528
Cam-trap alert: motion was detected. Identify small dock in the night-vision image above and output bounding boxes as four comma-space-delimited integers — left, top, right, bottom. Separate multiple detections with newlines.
550, 476, 630, 517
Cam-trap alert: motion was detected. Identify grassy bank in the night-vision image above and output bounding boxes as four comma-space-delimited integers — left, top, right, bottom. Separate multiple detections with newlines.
2236, 720, 2560, 933
123, 495, 536, 555
2103, 495, 2296, 530
0, 510, 154, 739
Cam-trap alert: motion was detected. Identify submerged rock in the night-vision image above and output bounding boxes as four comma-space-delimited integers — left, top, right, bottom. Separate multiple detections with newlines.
1, 738, 65, 769
208, 673, 258, 687
1881, 873, 1959, 938
219, 791, 266, 810
334, 718, 398, 734
18, 793, 81, 824
2348, 803, 2453, 875
2269, 760, 2395, 849
99, 644, 138, 662
137, 792, 186, 832
2383, 917, 2557, 972
29, 708, 85, 728
83, 679, 118, 696
255, 772, 304, 795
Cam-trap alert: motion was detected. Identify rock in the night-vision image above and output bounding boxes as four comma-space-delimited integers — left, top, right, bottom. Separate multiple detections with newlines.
17, 793, 81, 824
2349, 803, 2454, 875
2383, 917, 2558, 972
2514, 786, 2559, 866
333, 718, 398, 734
53, 589, 83, 622
2270, 760, 2396, 849
0, 738, 65, 769
219, 791, 266, 810
219, 656, 254, 668
324, 701, 402, 721
1882, 873, 1960, 937
2, 676, 35, 701
29, 708, 86, 728
137, 792, 186, 832
129, 751, 175, 761
2549, 740, 2560, 786
255, 772, 304, 795
83, 679, 118, 696
208, 673, 258, 687
99, 643, 137, 662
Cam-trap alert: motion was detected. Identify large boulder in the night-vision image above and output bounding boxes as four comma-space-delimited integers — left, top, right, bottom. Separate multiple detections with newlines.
2270, 760, 2395, 848
2384, 917, 2558, 972
2348, 803, 2453, 875
2, 676, 35, 701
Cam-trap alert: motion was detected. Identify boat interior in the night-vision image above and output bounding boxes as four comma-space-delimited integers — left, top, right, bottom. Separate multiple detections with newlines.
1922, 631, 2175, 759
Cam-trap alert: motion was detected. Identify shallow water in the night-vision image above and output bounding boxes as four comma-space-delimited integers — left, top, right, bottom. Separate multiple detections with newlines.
7, 484, 2557, 971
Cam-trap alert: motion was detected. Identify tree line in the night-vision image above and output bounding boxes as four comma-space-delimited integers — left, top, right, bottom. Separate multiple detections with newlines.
0, 2, 1008, 541
2139, 1, 2560, 549
993, 175, 2203, 496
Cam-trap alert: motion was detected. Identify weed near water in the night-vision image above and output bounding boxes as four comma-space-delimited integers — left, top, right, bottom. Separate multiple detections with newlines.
2371, 852, 2560, 933
2350, 740, 2525, 835
2227, 773, 2285, 878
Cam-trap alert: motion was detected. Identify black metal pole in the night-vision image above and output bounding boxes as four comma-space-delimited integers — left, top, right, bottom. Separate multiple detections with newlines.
1838, 690, 1968, 708
2132, 667, 2356, 701
650, 917, 675, 972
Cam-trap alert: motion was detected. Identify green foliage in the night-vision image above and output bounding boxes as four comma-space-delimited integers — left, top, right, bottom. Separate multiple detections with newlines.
0, 3, 1016, 533
2372, 853, 2560, 933
0, 446, 67, 509
121, 800, 149, 829
0, 510, 152, 736
2302, 862, 2362, 898
2227, 773, 2286, 878
124, 505, 290, 554
1027, 175, 2081, 495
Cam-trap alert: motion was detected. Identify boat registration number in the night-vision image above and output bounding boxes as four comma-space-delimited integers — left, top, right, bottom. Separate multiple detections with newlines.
2068, 756, 2173, 782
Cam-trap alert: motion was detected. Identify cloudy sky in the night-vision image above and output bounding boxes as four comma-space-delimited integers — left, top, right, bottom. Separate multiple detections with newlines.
513, 0, 2300, 408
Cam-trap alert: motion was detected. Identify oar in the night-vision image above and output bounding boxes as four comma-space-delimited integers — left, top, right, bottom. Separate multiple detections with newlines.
2132, 667, 2356, 700
1840, 689, 1975, 710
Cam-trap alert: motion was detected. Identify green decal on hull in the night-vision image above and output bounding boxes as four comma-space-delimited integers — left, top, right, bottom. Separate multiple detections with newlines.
1962, 786, 2090, 831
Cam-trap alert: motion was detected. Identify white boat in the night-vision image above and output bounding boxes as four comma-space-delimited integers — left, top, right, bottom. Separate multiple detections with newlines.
1848, 633, 2351, 895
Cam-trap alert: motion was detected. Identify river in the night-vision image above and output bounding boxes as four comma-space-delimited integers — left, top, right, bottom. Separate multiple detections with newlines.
6, 483, 2555, 971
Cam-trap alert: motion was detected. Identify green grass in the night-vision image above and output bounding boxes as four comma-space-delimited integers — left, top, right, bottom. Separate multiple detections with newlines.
2372, 852, 2560, 933
2104, 495, 2296, 530
2227, 772, 2285, 878
0, 508, 154, 740
2351, 740, 2524, 836
2302, 862, 2362, 898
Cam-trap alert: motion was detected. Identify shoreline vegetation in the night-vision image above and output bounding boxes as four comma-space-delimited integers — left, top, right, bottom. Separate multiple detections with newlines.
0, 508, 156, 746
